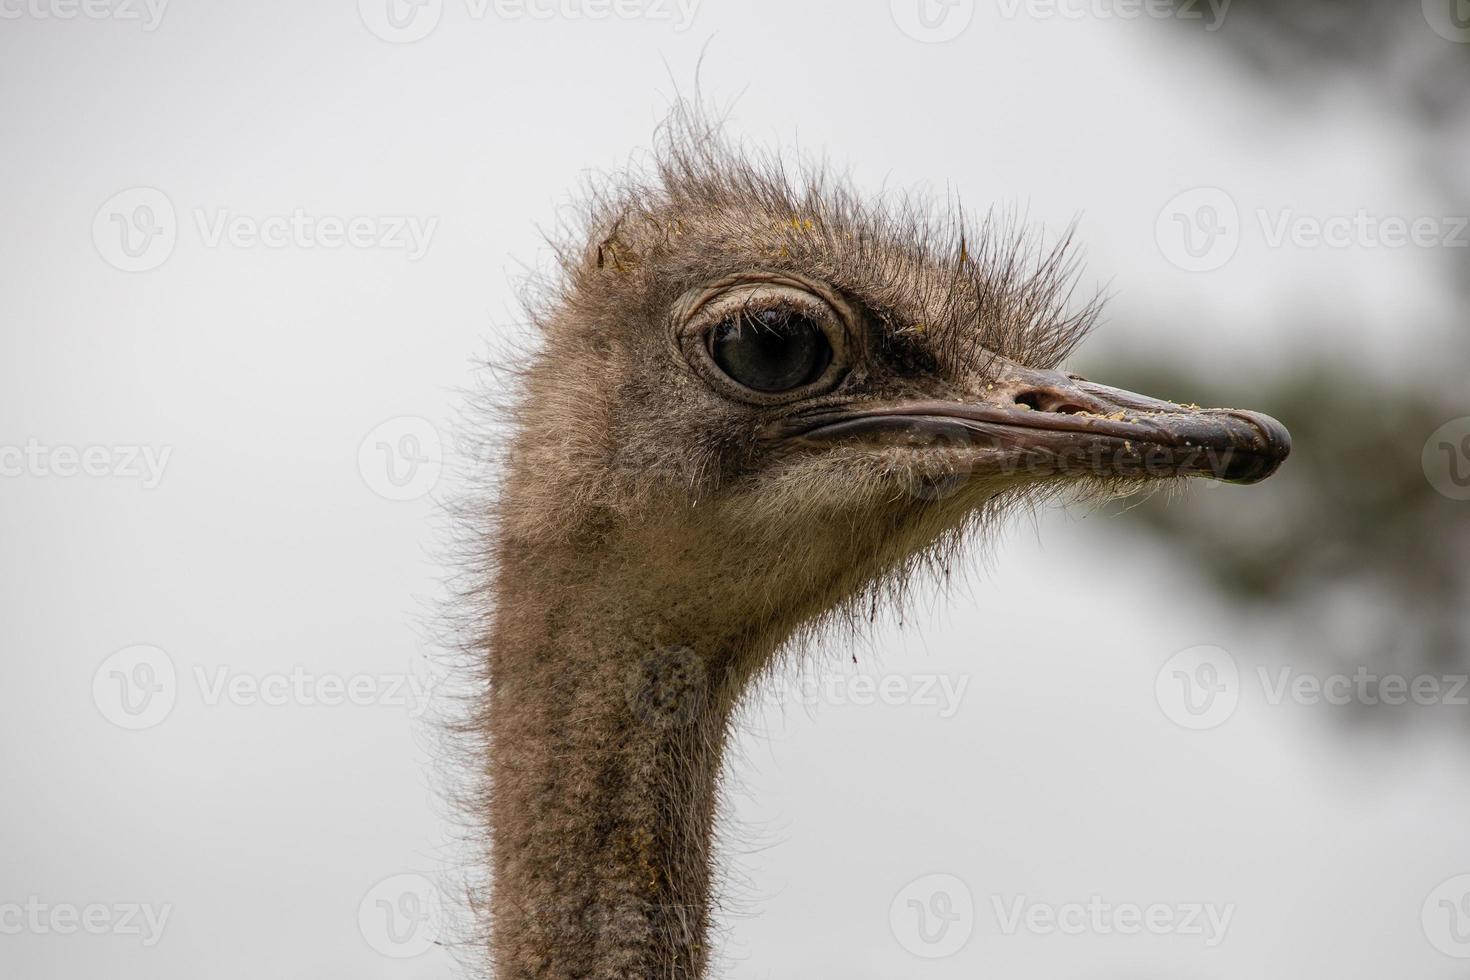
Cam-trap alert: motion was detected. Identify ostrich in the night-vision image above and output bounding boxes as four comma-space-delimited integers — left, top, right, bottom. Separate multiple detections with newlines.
459, 111, 1289, 979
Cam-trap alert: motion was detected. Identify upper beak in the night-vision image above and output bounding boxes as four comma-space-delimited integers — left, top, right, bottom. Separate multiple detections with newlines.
778, 365, 1291, 485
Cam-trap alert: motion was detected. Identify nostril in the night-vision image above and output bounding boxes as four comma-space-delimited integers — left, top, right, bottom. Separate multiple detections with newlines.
1013, 390, 1088, 415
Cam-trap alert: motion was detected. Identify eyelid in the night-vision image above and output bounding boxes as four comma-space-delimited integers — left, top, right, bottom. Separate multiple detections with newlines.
685, 285, 834, 339
705, 296, 824, 347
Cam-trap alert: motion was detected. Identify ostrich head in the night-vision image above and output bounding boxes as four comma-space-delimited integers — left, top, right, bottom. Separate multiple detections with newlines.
474, 112, 1289, 980
493, 117, 1289, 667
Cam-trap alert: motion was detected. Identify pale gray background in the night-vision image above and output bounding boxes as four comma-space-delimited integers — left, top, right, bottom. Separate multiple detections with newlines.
3, 1, 1468, 978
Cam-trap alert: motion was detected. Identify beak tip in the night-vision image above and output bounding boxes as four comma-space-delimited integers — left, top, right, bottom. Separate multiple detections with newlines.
1216, 410, 1291, 484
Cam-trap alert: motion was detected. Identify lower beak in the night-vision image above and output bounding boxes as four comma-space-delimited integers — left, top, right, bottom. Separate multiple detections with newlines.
780, 367, 1291, 485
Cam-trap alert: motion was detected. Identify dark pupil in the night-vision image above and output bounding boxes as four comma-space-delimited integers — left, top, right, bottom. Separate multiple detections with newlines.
710, 308, 831, 393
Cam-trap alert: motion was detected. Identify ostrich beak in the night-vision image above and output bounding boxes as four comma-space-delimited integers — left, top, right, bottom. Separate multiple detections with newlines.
781, 365, 1291, 485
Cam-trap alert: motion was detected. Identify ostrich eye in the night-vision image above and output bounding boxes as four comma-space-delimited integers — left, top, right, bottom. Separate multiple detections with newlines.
709, 307, 833, 393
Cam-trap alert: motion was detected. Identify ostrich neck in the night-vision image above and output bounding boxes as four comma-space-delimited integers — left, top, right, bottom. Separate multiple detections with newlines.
485, 541, 761, 980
